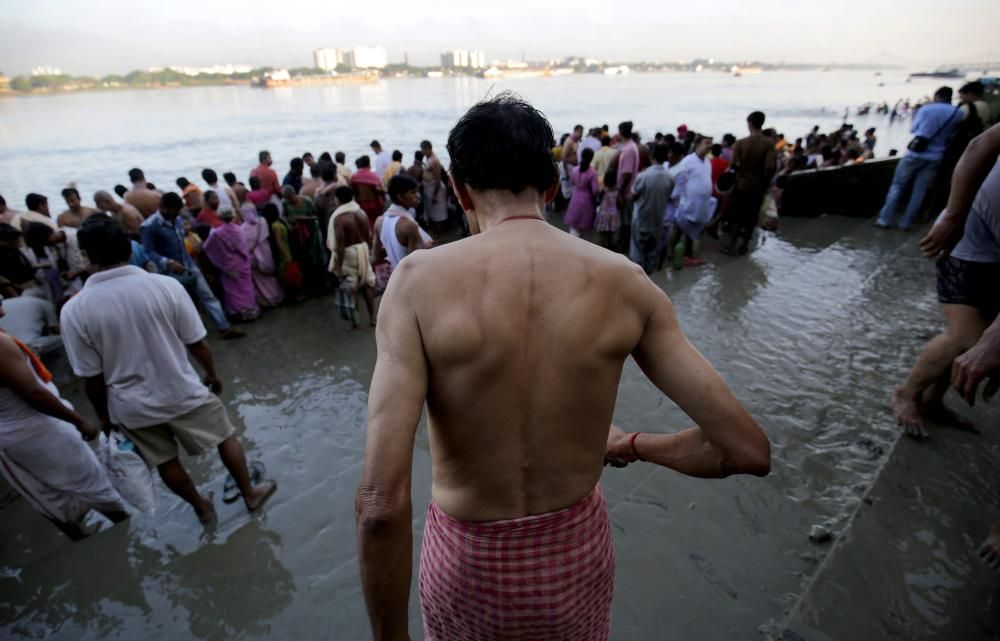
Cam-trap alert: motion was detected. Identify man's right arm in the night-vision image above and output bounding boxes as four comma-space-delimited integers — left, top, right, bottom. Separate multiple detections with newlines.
140, 223, 169, 271
952, 315, 1000, 406
919, 123, 1000, 258
629, 272, 771, 477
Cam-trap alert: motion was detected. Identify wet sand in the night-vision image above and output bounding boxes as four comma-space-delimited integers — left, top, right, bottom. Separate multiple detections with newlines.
2, 215, 997, 640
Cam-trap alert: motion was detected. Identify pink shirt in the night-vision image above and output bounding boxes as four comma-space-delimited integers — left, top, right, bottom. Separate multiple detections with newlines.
617, 141, 639, 195
251, 164, 281, 196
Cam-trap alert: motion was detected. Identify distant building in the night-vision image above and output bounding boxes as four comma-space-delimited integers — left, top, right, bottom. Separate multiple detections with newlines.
351, 46, 387, 69
31, 66, 62, 76
167, 64, 254, 76
316, 46, 386, 70
314, 48, 338, 71
441, 50, 486, 70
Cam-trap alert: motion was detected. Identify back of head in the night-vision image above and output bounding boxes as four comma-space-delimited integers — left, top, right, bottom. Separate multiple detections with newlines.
25, 193, 46, 212
747, 111, 766, 130
618, 121, 633, 138
934, 86, 953, 102
420, 140, 432, 152
356, 155, 371, 169
664, 133, 676, 144
392, 150, 403, 162
653, 143, 670, 164
281, 185, 296, 199
25, 222, 54, 247
333, 151, 344, 164
388, 174, 419, 203
335, 186, 355, 204
446, 92, 557, 195
711, 143, 723, 157
128, 168, 144, 183
202, 168, 218, 184
249, 175, 261, 190
603, 168, 617, 189
960, 81, 984, 99
415, 150, 424, 162
261, 203, 280, 223
291, 157, 304, 171
259, 150, 270, 163
310, 163, 323, 178
159, 191, 183, 212
114, 184, 128, 199
0, 194, 5, 207
601, 135, 611, 147
370, 140, 381, 151
580, 147, 595, 172
321, 162, 337, 182
723, 133, 736, 145
223, 172, 237, 186
176, 177, 189, 189
0, 223, 21, 242
78, 216, 131, 267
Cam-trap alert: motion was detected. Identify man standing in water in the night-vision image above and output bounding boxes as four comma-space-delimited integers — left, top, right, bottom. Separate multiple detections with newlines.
61, 217, 275, 523
725, 111, 776, 255
895, 123, 1000, 435
356, 94, 770, 641
629, 143, 675, 274
94, 191, 144, 239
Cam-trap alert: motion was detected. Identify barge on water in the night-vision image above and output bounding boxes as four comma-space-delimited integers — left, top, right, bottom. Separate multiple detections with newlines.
250, 69, 379, 88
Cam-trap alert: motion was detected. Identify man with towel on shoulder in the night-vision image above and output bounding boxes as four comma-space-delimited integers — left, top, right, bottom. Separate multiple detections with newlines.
356, 93, 771, 641
327, 186, 376, 327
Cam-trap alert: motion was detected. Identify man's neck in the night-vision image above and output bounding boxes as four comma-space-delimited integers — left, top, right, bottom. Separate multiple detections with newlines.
132, 182, 146, 190
93, 261, 129, 273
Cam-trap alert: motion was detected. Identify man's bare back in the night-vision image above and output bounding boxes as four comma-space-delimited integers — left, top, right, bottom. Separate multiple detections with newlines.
125, 187, 161, 217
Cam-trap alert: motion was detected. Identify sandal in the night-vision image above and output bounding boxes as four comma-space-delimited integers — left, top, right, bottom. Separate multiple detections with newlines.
223, 460, 266, 503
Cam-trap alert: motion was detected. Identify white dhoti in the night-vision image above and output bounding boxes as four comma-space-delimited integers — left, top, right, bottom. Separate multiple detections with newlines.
423, 181, 448, 222
0, 421, 126, 524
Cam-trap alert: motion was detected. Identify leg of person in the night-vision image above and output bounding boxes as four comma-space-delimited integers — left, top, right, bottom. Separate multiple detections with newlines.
217, 437, 276, 511
875, 155, 918, 227
920, 371, 977, 431
361, 286, 376, 327
892, 303, 988, 436
192, 267, 242, 337
898, 158, 940, 231
157, 458, 216, 523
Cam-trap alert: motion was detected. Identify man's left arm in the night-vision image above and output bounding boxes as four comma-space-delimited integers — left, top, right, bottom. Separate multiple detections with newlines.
357, 261, 428, 641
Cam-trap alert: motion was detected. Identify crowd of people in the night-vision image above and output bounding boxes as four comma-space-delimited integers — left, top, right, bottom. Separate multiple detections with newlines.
0, 82, 998, 640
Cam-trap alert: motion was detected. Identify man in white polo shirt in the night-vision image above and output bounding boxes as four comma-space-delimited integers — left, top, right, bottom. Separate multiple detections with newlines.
60, 216, 276, 524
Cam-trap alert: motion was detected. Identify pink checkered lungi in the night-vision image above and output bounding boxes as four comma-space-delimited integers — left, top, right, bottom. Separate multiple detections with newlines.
419, 485, 615, 641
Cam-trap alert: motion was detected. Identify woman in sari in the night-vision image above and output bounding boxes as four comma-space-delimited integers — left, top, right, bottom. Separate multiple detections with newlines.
202, 208, 261, 321
261, 203, 305, 303
240, 200, 284, 307
282, 186, 326, 295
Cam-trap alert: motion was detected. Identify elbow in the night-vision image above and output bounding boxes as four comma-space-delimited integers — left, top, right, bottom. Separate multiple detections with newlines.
722, 433, 772, 478
355, 484, 410, 538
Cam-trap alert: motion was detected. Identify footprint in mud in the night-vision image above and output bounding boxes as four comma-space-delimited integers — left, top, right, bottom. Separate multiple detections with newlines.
689, 553, 738, 601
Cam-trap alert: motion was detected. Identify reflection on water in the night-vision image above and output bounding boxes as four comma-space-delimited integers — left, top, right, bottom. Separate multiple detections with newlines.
1, 215, 991, 640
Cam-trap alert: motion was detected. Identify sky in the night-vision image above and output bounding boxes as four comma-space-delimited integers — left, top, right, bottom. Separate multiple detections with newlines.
1, 0, 998, 76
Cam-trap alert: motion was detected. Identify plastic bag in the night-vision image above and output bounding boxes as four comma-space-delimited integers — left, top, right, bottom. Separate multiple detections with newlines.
98, 432, 157, 514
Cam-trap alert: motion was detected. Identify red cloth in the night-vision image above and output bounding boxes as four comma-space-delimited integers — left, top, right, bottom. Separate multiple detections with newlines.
419, 486, 614, 641
6, 334, 52, 382
710, 156, 730, 198
251, 164, 282, 196
197, 208, 223, 228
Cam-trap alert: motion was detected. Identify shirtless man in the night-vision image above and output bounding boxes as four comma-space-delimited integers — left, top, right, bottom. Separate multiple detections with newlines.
93, 191, 144, 239
124, 168, 162, 217
0, 195, 23, 226
420, 140, 447, 234
57, 187, 97, 228
356, 95, 771, 641
893, 123, 1000, 436
331, 186, 376, 327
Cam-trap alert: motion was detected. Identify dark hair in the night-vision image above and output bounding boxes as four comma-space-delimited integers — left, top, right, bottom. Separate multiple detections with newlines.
204, 190, 218, 204
202, 168, 218, 184
664, 133, 676, 144
0, 223, 22, 241
747, 111, 766, 129
603, 168, 617, 189
711, 143, 723, 157
652, 143, 670, 164
392, 150, 403, 162
25, 222, 55, 248
573, 124, 584, 132
194, 223, 212, 241
446, 92, 557, 195
333, 151, 344, 163
258, 150, 270, 163
618, 121, 633, 138
370, 140, 381, 149
249, 176, 261, 190
303, 152, 314, 160
114, 185, 128, 198
159, 192, 183, 211
335, 186, 355, 203
25, 193, 47, 211
78, 216, 132, 267
601, 135, 611, 146
261, 203, 281, 224
388, 174, 419, 202
310, 163, 322, 178
146, 183, 156, 190
290, 157, 304, 171
321, 162, 337, 182
176, 177, 190, 189
654, 132, 664, 141
960, 81, 984, 97
420, 140, 432, 151
723, 133, 736, 145
559, 133, 570, 145
934, 86, 954, 102
61, 187, 80, 199
356, 155, 371, 169
580, 147, 595, 172
866, 127, 876, 135
128, 168, 144, 183
223, 172, 237, 186
0, 194, 5, 207
414, 150, 424, 162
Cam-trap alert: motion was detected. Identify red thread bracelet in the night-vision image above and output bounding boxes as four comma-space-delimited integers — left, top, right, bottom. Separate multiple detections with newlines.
629, 432, 643, 461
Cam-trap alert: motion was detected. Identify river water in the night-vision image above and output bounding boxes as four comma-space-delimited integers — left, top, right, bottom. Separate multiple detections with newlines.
0, 70, 951, 205
0, 70, 990, 640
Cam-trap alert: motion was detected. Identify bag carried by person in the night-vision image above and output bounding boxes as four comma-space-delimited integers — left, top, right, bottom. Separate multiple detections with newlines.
907, 107, 959, 153
98, 431, 156, 514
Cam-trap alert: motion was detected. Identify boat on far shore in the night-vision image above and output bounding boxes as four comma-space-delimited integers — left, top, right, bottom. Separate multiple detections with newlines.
909, 68, 964, 79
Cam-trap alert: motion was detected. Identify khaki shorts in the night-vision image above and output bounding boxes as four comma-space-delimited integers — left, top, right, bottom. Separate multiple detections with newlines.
121, 396, 236, 468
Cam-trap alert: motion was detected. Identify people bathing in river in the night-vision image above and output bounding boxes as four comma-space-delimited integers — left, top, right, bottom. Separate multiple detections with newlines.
724, 111, 777, 255
60, 216, 276, 524
355, 94, 770, 641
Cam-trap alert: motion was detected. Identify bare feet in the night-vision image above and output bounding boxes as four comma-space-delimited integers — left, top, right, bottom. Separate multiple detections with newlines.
605, 425, 638, 467
244, 480, 278, 512
923, 401, 980, 433
978, 521, 1000, 570
195, 491, 216, 524
892, 387, 927, 438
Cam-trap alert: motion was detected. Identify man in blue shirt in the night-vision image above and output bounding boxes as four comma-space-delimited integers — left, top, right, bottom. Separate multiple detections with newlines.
875, 86, 963, 230
629, 143, 675, 274
140, 192, 244, 339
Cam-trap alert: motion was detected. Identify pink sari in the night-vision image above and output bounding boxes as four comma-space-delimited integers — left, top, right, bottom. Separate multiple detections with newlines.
203, 221, 261, 320
241, 207, 284, 306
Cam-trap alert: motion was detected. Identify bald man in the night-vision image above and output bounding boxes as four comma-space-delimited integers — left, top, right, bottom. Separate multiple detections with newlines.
94, 191, 144, 239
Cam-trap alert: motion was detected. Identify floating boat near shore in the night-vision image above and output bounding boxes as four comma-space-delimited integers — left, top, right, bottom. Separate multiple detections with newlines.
909, 68, 964, 79
250, 69, 378, 88
779, 157, 901, 218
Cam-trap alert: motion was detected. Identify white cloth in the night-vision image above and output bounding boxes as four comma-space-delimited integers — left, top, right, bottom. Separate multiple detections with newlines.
209, 183, 233, 210
672, 154, 715, 227
0, 419, 125, 523
11, 211, 58, 233
59, 265, 212, 429
326, 201, 366, 272
374, 150, 392, 177
381, 204, 431, 268
0, 296, 57, 345
0, 352, 71, 448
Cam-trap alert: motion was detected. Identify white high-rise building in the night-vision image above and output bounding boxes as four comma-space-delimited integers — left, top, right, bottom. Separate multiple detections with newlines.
440, 50, 487, 69
351, 46, 387, 69
313, 48, 338, 71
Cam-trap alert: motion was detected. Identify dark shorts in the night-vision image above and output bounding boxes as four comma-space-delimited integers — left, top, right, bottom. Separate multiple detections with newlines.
726, 187, 766, 239
936, 256, 1000, 321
